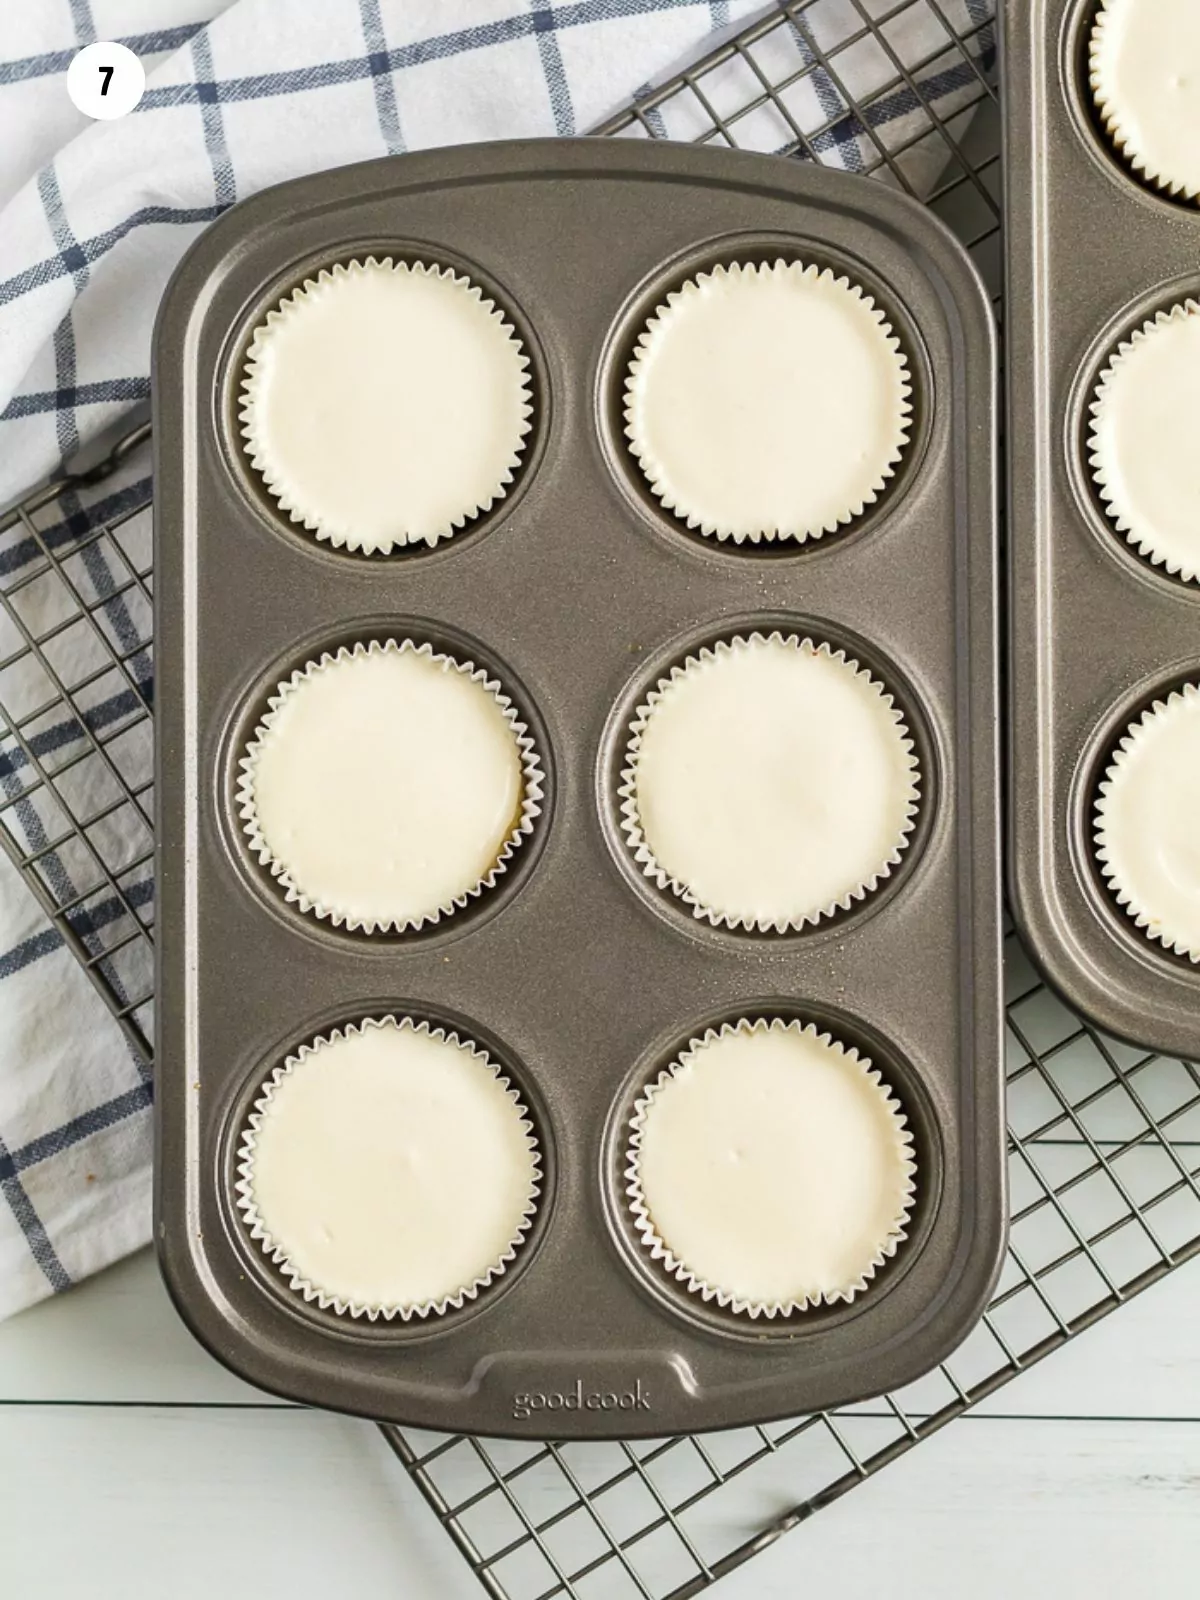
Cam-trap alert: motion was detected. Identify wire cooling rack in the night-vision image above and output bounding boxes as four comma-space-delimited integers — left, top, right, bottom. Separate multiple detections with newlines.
0, 422, 154, 1066
4, 3, 1200, 1597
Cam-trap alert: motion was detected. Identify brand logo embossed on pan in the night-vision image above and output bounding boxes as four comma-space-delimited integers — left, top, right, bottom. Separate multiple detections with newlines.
511, 1379, 651, 1420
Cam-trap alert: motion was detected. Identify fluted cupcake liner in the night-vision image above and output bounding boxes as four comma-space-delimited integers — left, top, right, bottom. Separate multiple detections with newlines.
1094, 682, 1200, 962
240, 257, 533, 552
623, 259, 912, 544
1089, 1, 1200, 204
625, 1018, 917, 1318
235, 1015, 542, 1322
1088, 300, 1200, 584
238, 638, 543, 934
618, 632, 921, 933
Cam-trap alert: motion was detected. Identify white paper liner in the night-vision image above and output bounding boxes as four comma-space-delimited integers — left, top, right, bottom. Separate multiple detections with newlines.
239, 257, 533, 552
1089, 0, 1200, 204
237, 638, 544, 933
618, 633, 921, 932
623, 259, 912, 544
1088, 301, 1200, 584
235, 1016, 542, 1321
625, 1018, 917, 1317
1094, 682, 1200, 962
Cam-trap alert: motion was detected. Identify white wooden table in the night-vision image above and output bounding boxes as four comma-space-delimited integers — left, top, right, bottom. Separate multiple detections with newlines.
4, 1248, 1199, 1597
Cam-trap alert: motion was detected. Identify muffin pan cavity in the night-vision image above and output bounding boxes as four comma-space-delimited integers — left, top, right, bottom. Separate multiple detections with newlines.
216, 616, 553, 950
1065, 276, 1200, 593
1075, 665, 1200, 973
1007, 3, 1200, 1054
600, 999, 942, 1346
1065, 0, 1200, 208
220, 242, 548, 565
598, 613, 937, 945
217, 1002, 557, 1349
155, 139, 1001, 1437
597, 234, 933, 561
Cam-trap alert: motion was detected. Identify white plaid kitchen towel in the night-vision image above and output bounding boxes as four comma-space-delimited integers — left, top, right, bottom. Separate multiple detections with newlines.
0, 0, 995, 1319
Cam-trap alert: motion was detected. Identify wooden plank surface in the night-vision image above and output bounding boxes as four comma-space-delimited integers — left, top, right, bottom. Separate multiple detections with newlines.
3, 1250, 1200, 1596
5, 1405, 1200, 1597
6, 1247, 1200, 1417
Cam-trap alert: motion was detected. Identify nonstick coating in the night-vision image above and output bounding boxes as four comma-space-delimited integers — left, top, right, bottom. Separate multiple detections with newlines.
1005, 1, 1200, 1058
153, 138, 1002, 1437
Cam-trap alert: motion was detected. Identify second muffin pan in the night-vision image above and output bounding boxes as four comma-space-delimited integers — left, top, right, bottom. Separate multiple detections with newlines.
153, 138, 1002, 1437
1005, 1, 1200, 1057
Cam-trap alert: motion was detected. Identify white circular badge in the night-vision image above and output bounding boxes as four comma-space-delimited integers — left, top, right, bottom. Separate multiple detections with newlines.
67, 41, 145, 121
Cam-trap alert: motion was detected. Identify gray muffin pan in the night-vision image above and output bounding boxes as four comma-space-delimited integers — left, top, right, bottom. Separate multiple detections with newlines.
152, 138, 1003, 1438
1005, 1, 1200, 1058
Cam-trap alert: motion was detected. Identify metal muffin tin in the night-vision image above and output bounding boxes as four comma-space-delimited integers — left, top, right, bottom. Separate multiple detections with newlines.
153, 138, 1002, 1438
1005, 1, 1200, 1058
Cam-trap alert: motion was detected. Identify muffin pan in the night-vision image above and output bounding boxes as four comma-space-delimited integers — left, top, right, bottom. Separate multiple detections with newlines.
1004, 1, 1200, 1056
153, 138, 1002, 1437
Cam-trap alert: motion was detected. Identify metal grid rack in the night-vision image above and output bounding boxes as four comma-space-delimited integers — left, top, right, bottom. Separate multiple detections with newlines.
3, 3, 1200, 1597
0, 422, 154, 1067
